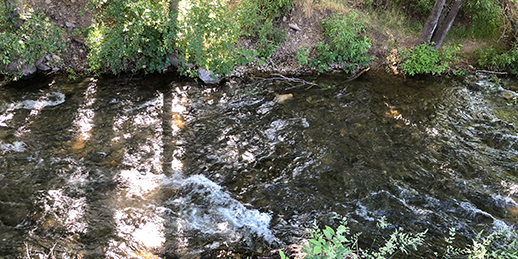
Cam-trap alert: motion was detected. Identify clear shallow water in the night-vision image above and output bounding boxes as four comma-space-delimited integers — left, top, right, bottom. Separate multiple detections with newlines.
0, 72, 517, 258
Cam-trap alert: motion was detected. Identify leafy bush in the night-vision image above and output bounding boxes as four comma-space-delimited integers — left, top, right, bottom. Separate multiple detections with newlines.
296, 46, 310, 66
476, 45, 518, 75
236, 0, 294, 57
0, 8, 64, 79
86, 0, 177, 75
303, 216, 426, 258
302, 216, 518, 258
87, 0, 248, 77
443, 227, 518, 258
311, 13, 371, 73
176, 0, 240, 77
461, 0, 503, 39
399, 43, 460, 76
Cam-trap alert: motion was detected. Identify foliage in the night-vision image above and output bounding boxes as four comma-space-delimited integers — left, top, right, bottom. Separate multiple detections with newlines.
296, 46, 310, 66
175, 0, 241, 77
303, 216, 518, 259
399, 43, 460, 76
0, 8, 64, 80
443, 227, 518, 258
379, 0, 503, 39
476, 45, 518, 75
236, 0, 294, 57
87, 0, 248, 77
86, 0, 177, 75
234, 48, 264, 66
310, 13, 371, 73
461, 0, 503, 39
303, 216, 427, 258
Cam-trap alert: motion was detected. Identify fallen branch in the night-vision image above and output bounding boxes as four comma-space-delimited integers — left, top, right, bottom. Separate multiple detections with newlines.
263, 74, 319, 90
345, 66, 371, 82
476, 70, 508, 75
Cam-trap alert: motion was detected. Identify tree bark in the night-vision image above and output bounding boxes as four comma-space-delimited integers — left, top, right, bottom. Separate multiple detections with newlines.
416, 0, 446, 45
4, 0, 22, 30
431, 0, 463, 49
434, 0, 454, 37
503, 0, 518, 37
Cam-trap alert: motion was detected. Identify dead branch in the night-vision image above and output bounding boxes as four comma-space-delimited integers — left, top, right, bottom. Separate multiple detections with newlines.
476, 70, 508, 75
345, 67, 371, 82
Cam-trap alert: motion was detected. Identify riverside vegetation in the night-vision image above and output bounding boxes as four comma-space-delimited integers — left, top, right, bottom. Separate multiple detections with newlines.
282, 216, 518, 258
0, 0, 517, 80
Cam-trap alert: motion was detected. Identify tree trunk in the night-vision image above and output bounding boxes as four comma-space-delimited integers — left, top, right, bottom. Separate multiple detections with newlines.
416, 0, 446, 45
4, 0, 22, 30
431, 0, 463, 49
434, 0, 454, 38
503, 0, 518, 37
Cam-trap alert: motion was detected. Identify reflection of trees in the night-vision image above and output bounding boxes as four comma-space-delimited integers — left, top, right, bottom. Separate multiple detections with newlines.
0, 77, 83, 258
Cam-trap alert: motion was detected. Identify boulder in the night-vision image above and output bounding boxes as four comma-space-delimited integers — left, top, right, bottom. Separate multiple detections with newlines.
468, 82, 483, 91
198, 67, 219, 84
5, 60, 37, 79
166, 54, 180, 69
35, 58, 52, 72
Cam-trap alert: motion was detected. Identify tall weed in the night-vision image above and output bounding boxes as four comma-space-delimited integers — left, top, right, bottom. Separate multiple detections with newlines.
310, 13, 371, 72
236, 0, 295, 58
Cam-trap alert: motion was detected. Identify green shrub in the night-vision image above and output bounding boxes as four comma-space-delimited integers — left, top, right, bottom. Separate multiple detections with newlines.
443, 227, 518, 258
399, 43, 460, 76
236, 0, 294, 58
86, 0, 178, 75
296, 46, 310, 66
303, 216, 426, 258
0, 8, 64, 80
379, 0, 503, 40
311, 13, 371, 73
461, 0, 503, 39
303, 217, 518, 258
476, 45, 518, 75
175, 0, 240, 77
87, 0, 245, 77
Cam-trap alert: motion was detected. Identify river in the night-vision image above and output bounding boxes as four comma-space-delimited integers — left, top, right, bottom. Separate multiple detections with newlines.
0, 72, 517, 258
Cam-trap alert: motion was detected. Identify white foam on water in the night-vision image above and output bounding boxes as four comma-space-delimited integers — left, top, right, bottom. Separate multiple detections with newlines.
0, 92, 65, 126
0, 141, 26, 154
12, 92, 65, 110
166, 174, 275, 243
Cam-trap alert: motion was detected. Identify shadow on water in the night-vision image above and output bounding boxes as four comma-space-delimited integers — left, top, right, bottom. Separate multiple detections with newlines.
1, 71, 518, 258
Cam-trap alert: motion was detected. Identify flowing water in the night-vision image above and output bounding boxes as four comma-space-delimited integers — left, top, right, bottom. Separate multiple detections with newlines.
1, 72, 518, 258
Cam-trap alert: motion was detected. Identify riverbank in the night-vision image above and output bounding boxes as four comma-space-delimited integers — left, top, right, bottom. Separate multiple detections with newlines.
1, 0, 517, 82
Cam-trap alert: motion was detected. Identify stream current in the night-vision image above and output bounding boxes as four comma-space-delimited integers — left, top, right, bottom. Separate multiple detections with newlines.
0, 72, 517, 258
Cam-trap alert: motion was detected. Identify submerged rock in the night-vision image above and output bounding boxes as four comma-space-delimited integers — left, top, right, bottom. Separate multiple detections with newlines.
468, 82, 483, 91
35, 58, 51, 72
500, 90, 517, 101
275, 93, 293, 104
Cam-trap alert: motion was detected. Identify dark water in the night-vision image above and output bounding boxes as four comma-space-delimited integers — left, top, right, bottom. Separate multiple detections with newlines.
1, 72, 517, 258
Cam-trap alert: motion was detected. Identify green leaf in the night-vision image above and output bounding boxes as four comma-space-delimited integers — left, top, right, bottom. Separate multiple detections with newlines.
313, 245, 322, 254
